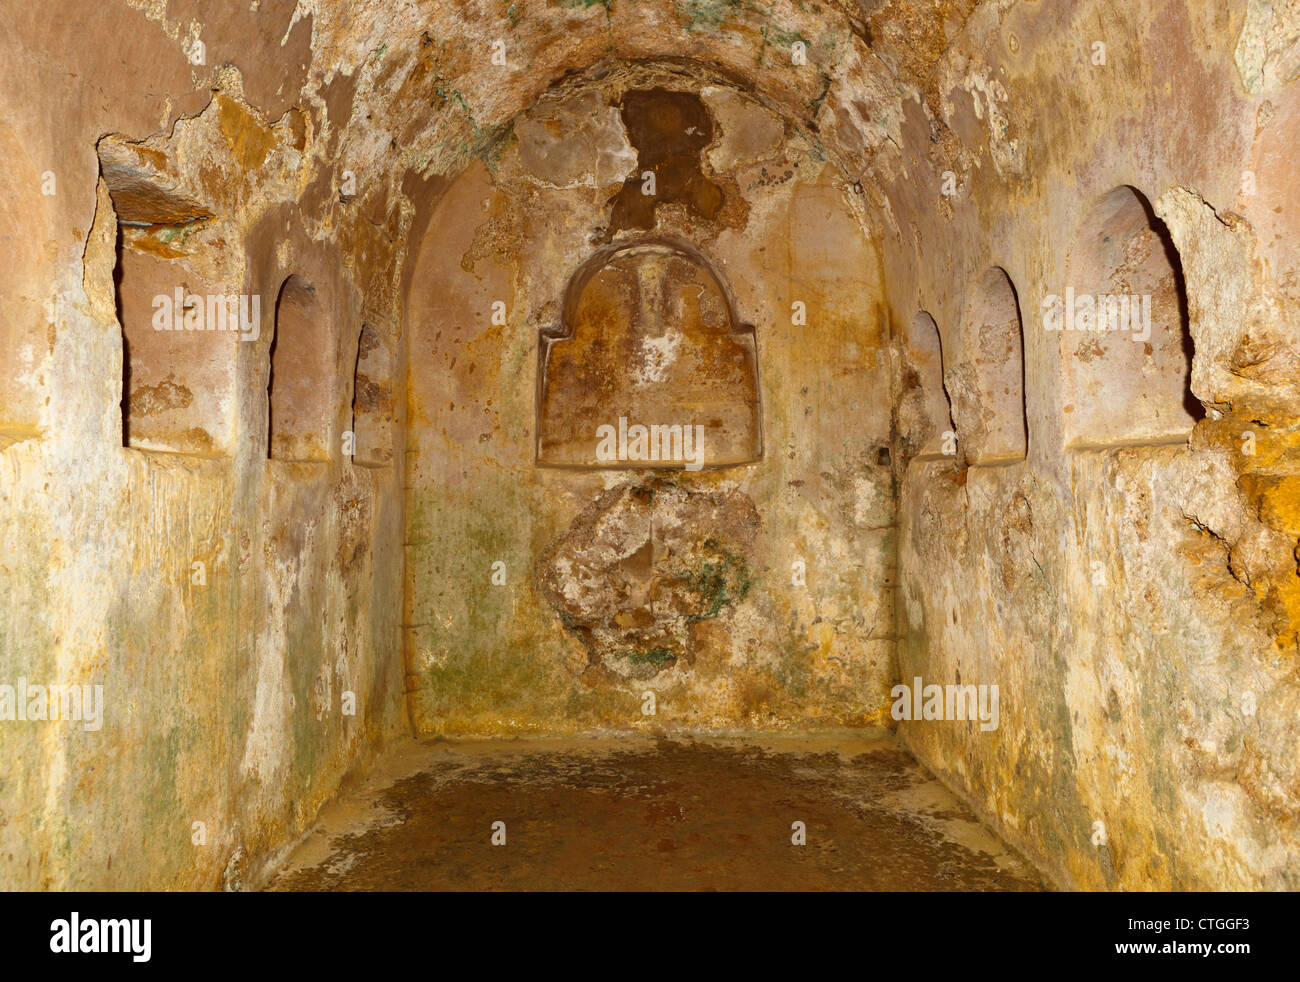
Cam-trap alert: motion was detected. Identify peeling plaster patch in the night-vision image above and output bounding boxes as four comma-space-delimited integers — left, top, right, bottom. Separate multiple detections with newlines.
123, 0, 204, 65
282, 2, 311, 47
516, 92, 638, 189
941, 60, 1021, 176
700, 85, 785, 169
124, 0, 179, 35
1235, 0, 1300, 95
539, 481, 759, 681
634, 330, 683, 385
853, 474, 890, 527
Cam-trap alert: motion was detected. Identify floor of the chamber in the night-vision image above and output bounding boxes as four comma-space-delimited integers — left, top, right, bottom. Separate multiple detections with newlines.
265, 733, 1045, 892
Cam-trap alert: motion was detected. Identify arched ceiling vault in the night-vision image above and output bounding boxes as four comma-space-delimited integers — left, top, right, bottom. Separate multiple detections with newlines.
305, 0, 983, 195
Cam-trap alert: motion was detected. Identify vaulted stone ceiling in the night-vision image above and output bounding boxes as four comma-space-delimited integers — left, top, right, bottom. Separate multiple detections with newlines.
3, 0, 997, 214
302, 0, 966, 183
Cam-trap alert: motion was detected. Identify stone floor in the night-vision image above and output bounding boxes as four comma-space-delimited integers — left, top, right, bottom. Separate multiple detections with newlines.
265, 734, 1046, 891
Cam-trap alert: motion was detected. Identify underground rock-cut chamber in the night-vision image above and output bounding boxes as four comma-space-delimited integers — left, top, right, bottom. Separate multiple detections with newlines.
3, 0, 1300, 901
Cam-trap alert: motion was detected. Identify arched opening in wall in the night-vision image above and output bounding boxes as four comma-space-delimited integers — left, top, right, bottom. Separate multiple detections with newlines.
950, 267, 1027, 464
350, 323, 394, 467
899, 311, 954, 460
269, 275, 334, 462
537, 239, 761, 470
98, 136, 235, 456
1059, 186, 1201, 448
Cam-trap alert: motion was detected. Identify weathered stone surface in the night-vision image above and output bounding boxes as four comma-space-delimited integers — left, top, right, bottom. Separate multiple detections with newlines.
404, 75, 892, 738
537, 239, 762, 469
1, 0, 1298, 894
539, 480, 759, 680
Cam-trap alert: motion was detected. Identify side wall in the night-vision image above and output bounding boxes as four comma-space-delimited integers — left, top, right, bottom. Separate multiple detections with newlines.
0, 6, 410, 890
883, 0, 1300, 889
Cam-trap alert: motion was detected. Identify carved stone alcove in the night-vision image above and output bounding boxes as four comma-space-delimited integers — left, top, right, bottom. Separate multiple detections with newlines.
536, 238, 762, 470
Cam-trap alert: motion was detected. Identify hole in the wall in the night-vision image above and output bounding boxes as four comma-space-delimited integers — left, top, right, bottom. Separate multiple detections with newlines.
536, 238, 761, 470
953, 268, 1028, 464
99, 136, 233, 457
113, 239, 239, 456
350, 322, 394, 467
1060, 185, 1202, 448
269, 275, 334, 462
900, 310, 954, 460
607, 88, 724, 237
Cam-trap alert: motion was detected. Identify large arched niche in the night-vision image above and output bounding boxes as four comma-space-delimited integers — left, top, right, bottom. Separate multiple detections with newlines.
1059, 185, 1200, 448
536, 238, 762, 470
948, 267, 1028, 464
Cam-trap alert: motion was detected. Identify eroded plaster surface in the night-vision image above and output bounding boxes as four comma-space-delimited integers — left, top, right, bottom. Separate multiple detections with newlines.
1, 0, 1298, 891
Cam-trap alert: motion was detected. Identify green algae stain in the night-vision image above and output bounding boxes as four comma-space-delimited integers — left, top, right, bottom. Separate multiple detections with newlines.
677, 537, 753, 623
677, 0, 750, 31
620, 646, 677, 666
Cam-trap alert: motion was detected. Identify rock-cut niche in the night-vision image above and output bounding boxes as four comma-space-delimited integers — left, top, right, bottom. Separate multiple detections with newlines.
536, 239, 762, 471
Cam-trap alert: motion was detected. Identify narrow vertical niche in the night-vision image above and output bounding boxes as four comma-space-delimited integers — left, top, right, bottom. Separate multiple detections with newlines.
350, 323, 394, 467
268, 275, 334, 462
899, 310, 954, 460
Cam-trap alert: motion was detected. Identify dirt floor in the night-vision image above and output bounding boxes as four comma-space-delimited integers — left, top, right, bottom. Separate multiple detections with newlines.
264, 734, 1046, 891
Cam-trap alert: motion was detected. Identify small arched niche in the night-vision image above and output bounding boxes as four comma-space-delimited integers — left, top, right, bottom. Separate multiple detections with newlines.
949, 267, 1027, 464
537, 239, 761, 470
898, 311, 954, 460
269, 275, 334, 462
1059, 186, 1200, 448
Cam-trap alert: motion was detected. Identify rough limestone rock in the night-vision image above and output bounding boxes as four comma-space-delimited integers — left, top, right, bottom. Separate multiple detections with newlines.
539, 480, 759, 681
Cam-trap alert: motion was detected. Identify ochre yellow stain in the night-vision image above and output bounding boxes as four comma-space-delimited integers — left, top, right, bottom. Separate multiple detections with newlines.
216, 95, 276, 172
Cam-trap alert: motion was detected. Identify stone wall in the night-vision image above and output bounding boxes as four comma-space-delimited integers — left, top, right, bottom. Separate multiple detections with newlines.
1, 0, 1297, 891
0, 4, 410, 890
405, 73, 898, 734
884, 0, 1300, 890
